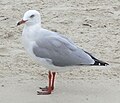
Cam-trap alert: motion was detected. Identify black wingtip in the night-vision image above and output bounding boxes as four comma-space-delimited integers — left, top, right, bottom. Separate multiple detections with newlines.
84, 50, 109, 66
94, 60, 109, 66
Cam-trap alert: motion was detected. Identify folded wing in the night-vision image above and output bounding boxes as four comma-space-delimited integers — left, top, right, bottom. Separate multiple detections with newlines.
33, 32, 95, 67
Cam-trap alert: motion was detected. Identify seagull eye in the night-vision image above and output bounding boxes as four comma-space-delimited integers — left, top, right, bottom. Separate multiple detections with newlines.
30, 14, 35, 18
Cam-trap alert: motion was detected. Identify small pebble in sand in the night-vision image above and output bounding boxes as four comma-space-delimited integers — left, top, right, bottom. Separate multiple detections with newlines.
1, 85, 4, 87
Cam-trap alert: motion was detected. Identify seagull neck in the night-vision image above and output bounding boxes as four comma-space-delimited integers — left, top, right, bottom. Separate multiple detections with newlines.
23, 23, 41, 41
25, 23, 41, 28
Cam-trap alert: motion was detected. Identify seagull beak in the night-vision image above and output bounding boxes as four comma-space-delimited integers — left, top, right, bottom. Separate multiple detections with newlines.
17, 19, 27, 26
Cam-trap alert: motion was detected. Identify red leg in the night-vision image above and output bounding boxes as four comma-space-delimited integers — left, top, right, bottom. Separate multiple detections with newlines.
40, 72, 56, 91
48, 71, 52, 92
51, 72, 56, 90
37, 71, 52, 95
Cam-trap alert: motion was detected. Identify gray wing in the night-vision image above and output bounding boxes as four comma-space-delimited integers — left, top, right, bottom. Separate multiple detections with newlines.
33, 33, 94, 67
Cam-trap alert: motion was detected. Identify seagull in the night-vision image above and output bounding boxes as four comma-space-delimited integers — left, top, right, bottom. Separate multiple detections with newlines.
17, 10, 109, 95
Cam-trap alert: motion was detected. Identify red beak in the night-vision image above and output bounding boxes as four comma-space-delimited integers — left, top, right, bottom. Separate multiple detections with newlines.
17, 19, 27, 26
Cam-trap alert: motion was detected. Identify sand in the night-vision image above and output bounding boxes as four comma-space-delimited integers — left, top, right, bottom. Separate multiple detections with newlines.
0, 0, 120, 103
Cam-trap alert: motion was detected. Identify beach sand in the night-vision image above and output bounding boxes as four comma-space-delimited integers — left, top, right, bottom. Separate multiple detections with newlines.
0, 0, 120, 103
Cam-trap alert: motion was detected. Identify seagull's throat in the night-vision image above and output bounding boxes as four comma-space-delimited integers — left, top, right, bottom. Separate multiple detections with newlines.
25, 21, 41, 27
23, 23, 41, 42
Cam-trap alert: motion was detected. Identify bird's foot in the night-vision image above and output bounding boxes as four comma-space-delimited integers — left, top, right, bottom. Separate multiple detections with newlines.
37, 86, 52, 95
39, 86, 54, 91
37, 90, 51, 95
39, 86, 48, 91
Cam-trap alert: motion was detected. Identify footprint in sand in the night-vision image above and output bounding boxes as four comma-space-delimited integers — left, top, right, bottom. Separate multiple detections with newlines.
0, 46, 10, 57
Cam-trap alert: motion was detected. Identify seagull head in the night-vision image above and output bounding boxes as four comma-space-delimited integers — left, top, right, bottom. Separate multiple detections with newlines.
17, 10, 41, 26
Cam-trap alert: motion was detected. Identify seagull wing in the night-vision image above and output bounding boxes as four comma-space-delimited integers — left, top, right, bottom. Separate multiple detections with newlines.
33, 30, 95, 67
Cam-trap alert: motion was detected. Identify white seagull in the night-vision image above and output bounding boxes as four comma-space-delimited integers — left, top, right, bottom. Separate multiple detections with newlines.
17, 10, 109, 95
